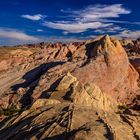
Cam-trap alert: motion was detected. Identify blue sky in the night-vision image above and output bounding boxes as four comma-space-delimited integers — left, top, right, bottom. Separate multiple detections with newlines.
0, 0, 140, 45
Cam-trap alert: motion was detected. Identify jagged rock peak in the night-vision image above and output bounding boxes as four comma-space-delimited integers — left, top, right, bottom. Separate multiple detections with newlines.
93, 34, 123, 56
73, 35, 138, 103
84, 34, 124, 60
102, 34, 111, 41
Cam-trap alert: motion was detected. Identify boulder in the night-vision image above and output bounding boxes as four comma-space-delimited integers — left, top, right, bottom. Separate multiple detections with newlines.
51, 73, 117, 111
31, 99, 61, 109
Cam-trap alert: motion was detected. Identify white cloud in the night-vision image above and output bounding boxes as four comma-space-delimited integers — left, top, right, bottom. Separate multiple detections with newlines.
21, 14, 45, 21
114, 30, 140, 39
95, 26, 124, 33
37, 29, 43, 32
72, 4, 131, 22
43, 4, 131, 33
0, 28, 39, 41
99, 19, 140, 26
63, 31, 69, 35
43, 21, 112, 33
0, 28, 85, 46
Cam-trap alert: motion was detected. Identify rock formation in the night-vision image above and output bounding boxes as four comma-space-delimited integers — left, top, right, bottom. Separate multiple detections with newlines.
0, 73, 139, 140
121, 38, 140, 75
73, 35, 139, 102
0, 35, 139, 140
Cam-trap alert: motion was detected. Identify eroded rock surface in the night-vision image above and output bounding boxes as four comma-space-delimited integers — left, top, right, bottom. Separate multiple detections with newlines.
121, 38, 140, 75
73, 35, 139, 103
0, 35, 140, 140
0, 73, 139, 140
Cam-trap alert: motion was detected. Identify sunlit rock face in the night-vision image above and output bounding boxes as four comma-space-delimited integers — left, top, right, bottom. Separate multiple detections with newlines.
73, 35, 139, 103
0, 35, 139, 140
0, 73, 140, 140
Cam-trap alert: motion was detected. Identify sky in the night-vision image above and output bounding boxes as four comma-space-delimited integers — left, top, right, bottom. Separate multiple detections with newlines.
0, 0, 140, 46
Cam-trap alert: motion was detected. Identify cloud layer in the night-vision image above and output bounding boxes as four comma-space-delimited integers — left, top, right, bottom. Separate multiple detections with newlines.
0, 28, 39, 41
44, 21, 112, 33
43, 4, 131, 33
115, 30, 140, 39
71, 4, 130, 21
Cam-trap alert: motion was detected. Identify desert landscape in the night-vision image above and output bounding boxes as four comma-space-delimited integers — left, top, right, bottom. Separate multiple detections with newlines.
0, 35, 139, 139
0, 0, 140, 139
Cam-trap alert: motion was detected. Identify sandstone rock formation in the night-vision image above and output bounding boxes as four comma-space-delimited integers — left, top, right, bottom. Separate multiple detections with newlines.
121, 38, 140, 75
0, 35, 139, 140
51, 73, 117, 111
73, 35, 139, 102
0, 73, 139, 140
0, 35, 139, 108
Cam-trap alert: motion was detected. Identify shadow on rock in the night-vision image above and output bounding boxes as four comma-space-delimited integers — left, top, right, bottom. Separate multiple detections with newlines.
11, 61, 65, 107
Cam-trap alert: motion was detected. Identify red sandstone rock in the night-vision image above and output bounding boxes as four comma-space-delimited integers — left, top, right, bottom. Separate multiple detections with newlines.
73, 35, 139, 102
0, 35, 139, 110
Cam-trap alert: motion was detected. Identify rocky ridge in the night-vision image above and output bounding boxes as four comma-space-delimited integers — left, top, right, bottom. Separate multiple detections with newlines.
0, 35, 139, 140
0, 73, 139, 140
